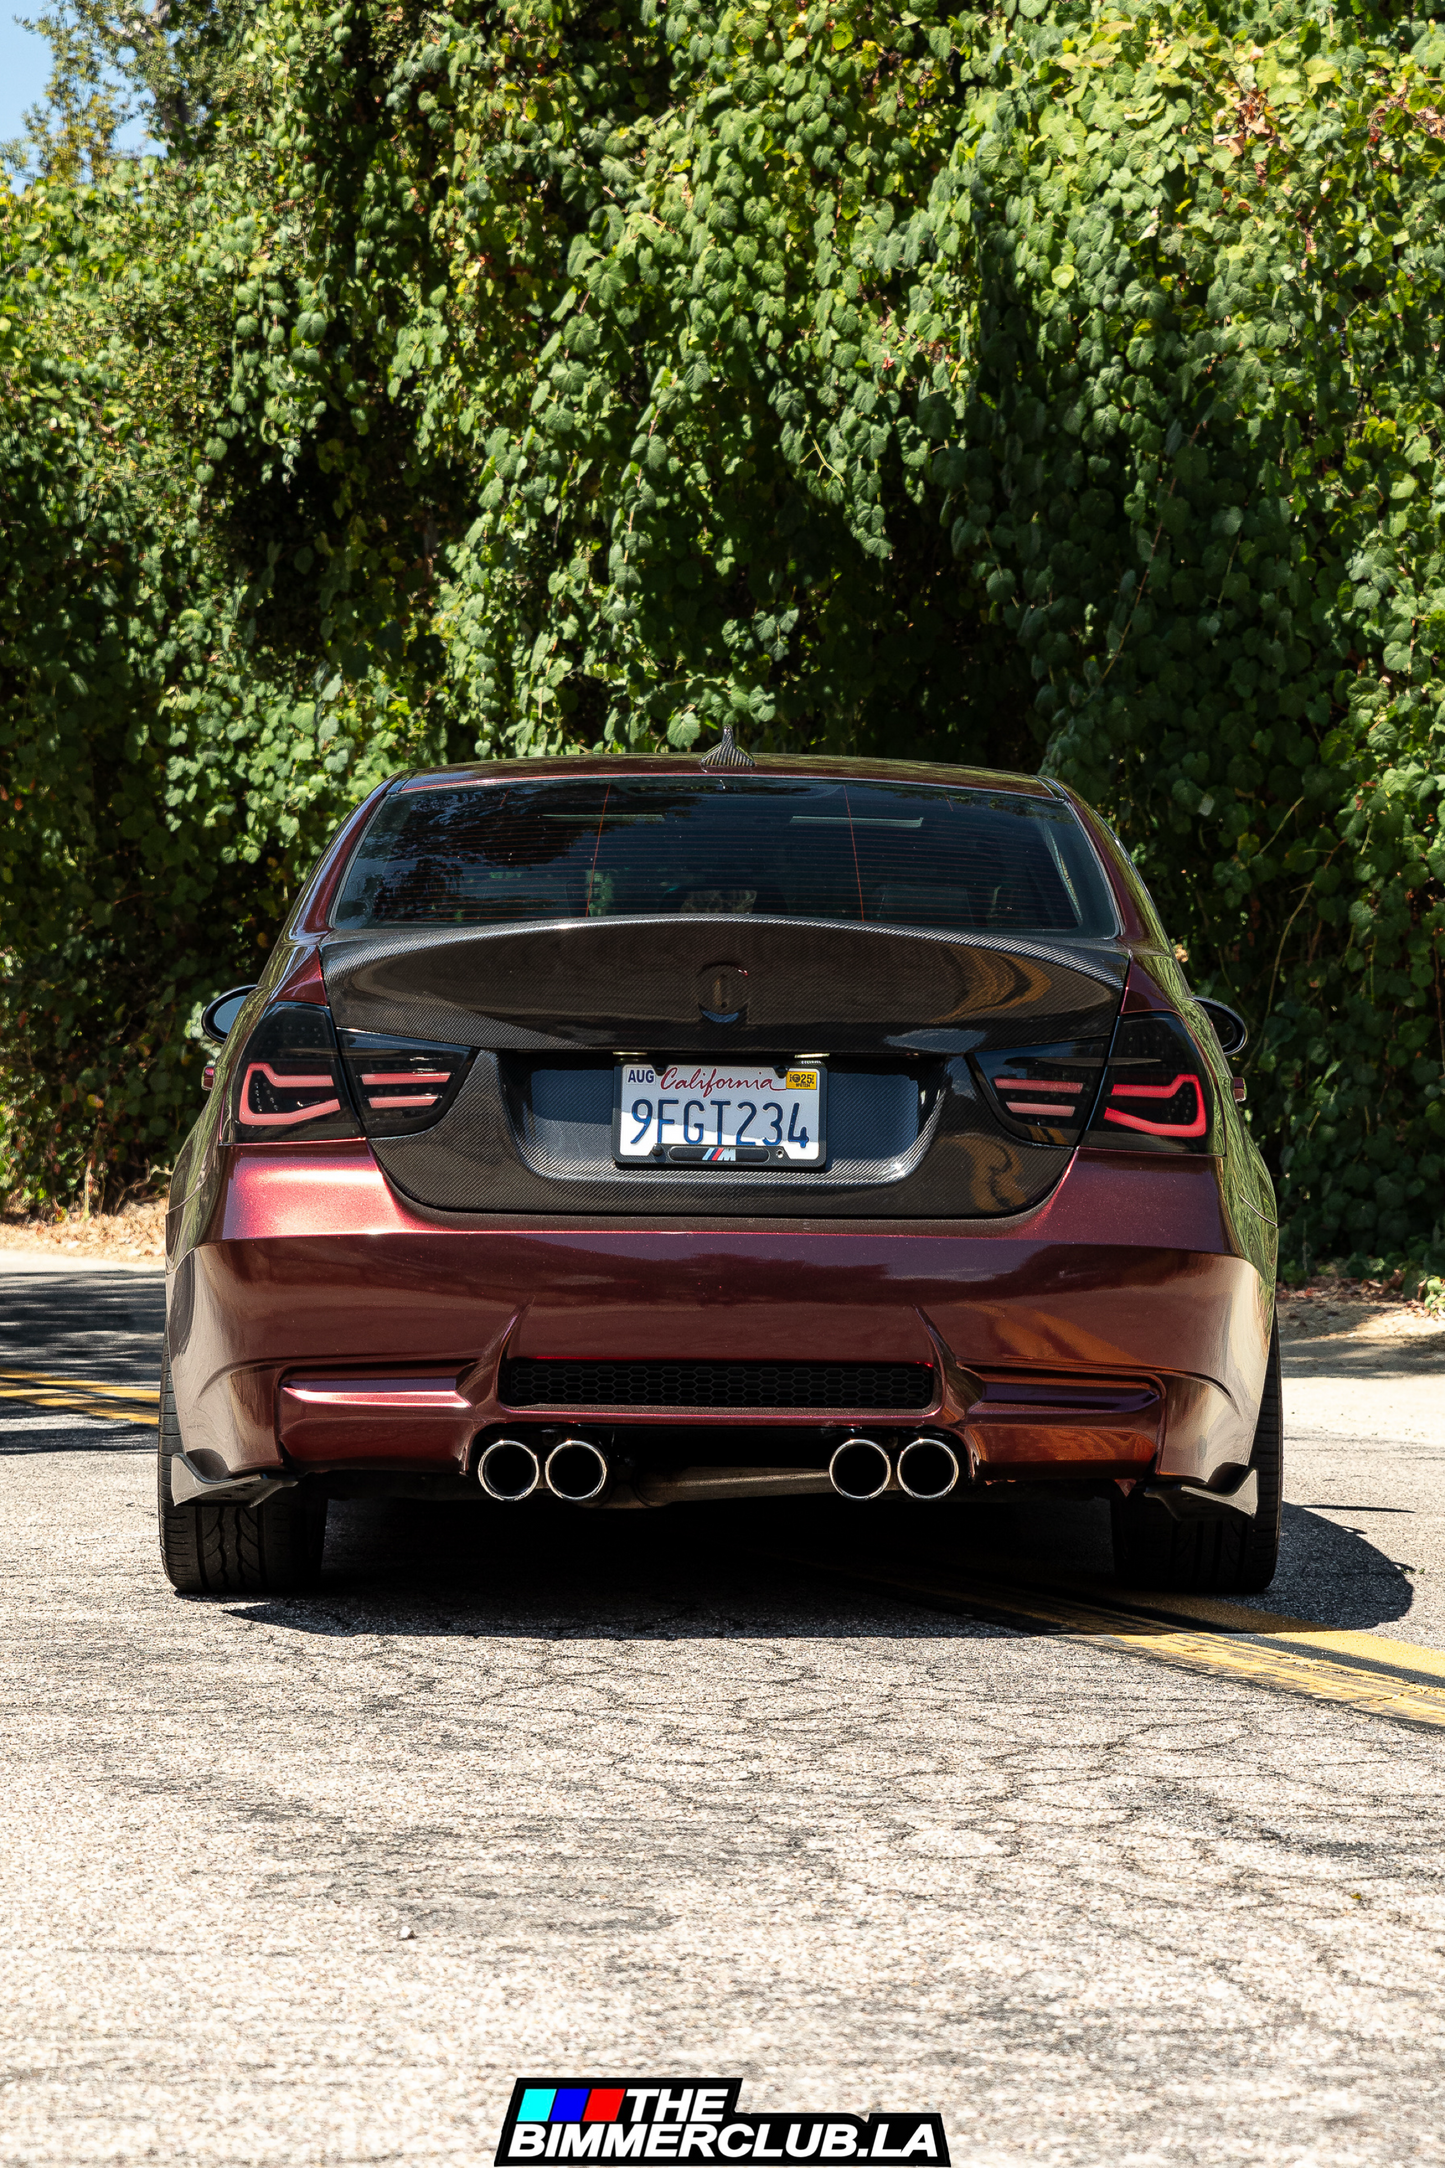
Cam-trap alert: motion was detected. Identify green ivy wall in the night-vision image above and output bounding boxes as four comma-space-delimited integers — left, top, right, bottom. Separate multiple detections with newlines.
2, 0, 1443, 1264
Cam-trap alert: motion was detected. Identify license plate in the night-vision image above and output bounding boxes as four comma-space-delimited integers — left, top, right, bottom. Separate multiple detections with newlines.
613, 1062, 826, 1166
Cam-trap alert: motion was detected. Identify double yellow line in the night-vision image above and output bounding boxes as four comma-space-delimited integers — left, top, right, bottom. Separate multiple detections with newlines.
0, 1368, 159, 1427
765, 1550, 1445, 1734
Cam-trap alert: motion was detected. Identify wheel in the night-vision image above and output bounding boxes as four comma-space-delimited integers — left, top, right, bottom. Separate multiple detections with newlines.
1111, 1318, 1282, 1595
157, 1355, 326, 1595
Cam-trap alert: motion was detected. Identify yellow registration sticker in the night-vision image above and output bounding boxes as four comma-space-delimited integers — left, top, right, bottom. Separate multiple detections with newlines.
785, 1070, 817, 1092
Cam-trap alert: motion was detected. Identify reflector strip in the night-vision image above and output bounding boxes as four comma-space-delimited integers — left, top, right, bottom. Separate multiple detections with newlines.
359, 1071, 451, 1085
240, 1063, 341, 1127
366, 1093, 441, 1109
997, 1076, 1087, 1120
283, 1375, 466, 1408
1103, 1073, 1206, 1138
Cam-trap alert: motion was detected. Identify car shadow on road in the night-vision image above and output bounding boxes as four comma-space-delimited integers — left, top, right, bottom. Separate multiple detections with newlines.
220, 1488, 1417, 1641
0, 1429, 154, 1454
0, 1271, 165, 1383
1270, 1500, 1417, 1631
1283, 1331, 1445, 1379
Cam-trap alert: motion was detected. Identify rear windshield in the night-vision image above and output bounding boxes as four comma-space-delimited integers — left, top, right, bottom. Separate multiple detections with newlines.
332, 777, 1117, 938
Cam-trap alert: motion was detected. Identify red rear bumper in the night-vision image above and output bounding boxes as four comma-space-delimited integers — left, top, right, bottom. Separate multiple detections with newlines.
166, 1141, 1271, 1492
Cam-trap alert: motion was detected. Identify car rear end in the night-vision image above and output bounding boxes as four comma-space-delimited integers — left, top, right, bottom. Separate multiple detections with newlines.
162, 756, 1277, 1589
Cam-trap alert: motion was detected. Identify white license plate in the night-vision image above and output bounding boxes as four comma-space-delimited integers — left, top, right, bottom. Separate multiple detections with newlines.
613, 1062, 826, 1166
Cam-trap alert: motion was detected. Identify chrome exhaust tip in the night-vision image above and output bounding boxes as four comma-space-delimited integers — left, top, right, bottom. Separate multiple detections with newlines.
545, 1437, 610, 1504
478, 1437, 540, 1502
896, 1435, 961, 1501
828, 1436, 892, 1502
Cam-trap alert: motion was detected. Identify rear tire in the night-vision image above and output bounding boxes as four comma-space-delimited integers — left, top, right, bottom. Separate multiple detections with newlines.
157, 1356, 326, 1595
1111, 1318, 1282, 1595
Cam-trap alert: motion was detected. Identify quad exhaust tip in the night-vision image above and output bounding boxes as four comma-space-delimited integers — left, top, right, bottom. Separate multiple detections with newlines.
487, 1432, 955, 1507
545, 1437, 610, 1504
896, 1435, 961, 1501
478, 1437, 540, 1502
829, 1436, 892, 1502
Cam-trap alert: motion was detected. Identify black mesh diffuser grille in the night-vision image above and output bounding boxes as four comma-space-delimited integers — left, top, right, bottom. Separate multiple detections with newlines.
498, 1357, 935, 1411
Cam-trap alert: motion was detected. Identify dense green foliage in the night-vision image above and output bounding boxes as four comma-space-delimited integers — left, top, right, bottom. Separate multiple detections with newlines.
3, 0, 1444, 1266
0, 177, 437, 1204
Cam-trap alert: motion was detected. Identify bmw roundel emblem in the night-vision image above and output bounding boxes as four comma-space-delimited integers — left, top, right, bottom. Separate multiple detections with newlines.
698, 962, 748, 1023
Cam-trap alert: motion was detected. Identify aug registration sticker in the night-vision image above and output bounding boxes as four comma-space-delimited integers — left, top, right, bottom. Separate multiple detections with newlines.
613, 1064, 826, 1166
494, 2081, 949, 2165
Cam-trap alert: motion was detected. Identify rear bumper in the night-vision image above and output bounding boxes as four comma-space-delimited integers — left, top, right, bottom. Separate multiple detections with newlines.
166, 1141, 1272, 1495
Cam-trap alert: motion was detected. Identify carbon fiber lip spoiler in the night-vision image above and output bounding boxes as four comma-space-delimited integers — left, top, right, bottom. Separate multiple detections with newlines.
169, 1448, 298, 1511
1142, 1468, 1259, 1523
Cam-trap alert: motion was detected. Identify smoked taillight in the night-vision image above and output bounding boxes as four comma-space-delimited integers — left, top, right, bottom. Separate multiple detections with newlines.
972, 1042, 1110, 1146
223, 1004, 361, 1143
1086, 1013, 1218, 1154
338, 1030, 474, 1138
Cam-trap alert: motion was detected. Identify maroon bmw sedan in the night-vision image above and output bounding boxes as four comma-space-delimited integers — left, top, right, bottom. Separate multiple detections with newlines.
159, 749, 1280, 1598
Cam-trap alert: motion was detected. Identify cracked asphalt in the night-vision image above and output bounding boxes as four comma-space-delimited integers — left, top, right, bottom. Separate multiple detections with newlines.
3, 1260, 1445, 2168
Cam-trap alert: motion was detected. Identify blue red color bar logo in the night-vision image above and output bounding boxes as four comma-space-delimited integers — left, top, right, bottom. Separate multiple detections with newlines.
495, 2082, 949, 2165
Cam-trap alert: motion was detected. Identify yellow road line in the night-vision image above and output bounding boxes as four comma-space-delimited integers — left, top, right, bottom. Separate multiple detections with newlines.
922, 1568, 1445, 1688
0, 1369, 158, 1402
965, 1582, 1445, 1728
0, 1370, 159, 1427
970, 1578, 1445, 1691
764, 1552, 1445, 1735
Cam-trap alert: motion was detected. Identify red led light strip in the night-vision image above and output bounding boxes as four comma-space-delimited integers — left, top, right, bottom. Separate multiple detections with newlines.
241, 1063, 341, 1127
1103, 1073, 1206, 1138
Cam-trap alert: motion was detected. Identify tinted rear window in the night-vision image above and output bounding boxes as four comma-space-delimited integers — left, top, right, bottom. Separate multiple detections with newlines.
332, 777, 1117, 938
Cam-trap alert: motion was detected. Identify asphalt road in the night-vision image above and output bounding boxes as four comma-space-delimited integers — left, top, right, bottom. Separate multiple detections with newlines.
3, 1260, 1445, 2168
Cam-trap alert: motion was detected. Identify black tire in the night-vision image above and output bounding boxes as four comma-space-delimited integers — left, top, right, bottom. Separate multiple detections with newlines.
157, 1356, 326, 1595
1111, 1318, 1282, 1595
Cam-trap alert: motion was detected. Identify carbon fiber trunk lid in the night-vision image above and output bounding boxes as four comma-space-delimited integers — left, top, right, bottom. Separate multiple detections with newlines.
320, 917, 1125, 1218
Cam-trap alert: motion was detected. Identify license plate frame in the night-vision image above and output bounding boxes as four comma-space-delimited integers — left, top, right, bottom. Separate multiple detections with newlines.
612, 1060, 827, 1167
